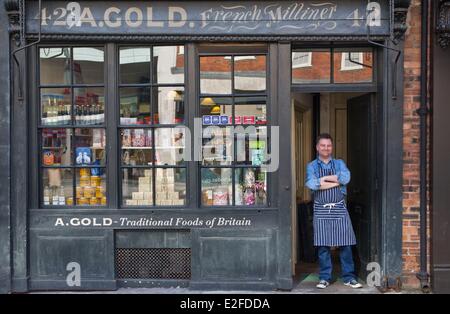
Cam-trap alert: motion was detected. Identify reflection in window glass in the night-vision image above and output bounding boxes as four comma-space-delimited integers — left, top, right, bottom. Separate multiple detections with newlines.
234, 97, 267, 125
39, 47, 71, 85
155, 127, 185, 166
42, 168, 74, 206
153, 46, 185, 84
235, 168, 267, 206
155, 168, 186, 206
122, 168, 153, 206
154, 87, 184, 124
236, 127, 268, 166
234, 55, 266, 93
200, 97, 232, 125
74, 87, 105, 125
42, 128, 72, 166
119, 47, 151, 84
334, 50, 373, 83
292, 50, 331, 84
201, 168, 232, 206
202, 127, 233, 166
200, 56, 232, 95
120, 87, 151, 125
40, 88, 72, 126
73, 47, 104, 84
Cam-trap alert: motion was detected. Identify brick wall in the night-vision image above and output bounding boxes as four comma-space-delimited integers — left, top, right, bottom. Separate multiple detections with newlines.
401, 0, 431, 288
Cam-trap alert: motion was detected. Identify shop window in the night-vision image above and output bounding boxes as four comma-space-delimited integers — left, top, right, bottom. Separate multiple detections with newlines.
39, 47, 106, 207
292, 48, 374, 84
340, 52, 363, 71
292, 52, 312, 68
333, 49, 373, 83
199, 55, 268, 207
291, 50, 331, 84
119, 46, 186, 207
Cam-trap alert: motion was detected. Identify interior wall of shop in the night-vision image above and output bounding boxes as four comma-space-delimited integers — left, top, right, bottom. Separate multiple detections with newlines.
432, 28, 450, 293
0, 2, 11, 294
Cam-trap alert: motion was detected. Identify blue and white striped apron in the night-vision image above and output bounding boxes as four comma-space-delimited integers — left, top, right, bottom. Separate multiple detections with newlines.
313, 160, 356, 247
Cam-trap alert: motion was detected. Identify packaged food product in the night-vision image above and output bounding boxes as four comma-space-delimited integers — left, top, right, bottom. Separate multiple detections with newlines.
84, 186, 94, 198
89, 197, 98, 205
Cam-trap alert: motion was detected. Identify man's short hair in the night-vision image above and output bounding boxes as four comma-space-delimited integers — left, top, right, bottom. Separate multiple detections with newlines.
316, 133, 333, 144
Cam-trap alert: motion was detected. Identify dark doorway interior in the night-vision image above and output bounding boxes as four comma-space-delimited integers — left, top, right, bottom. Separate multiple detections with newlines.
292, 92, 379, 286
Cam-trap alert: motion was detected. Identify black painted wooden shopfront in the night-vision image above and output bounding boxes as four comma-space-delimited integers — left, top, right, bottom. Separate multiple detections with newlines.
0, 0, 409, 292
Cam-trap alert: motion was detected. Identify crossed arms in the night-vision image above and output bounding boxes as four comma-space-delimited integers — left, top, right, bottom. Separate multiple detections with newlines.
305, 160, 351, 191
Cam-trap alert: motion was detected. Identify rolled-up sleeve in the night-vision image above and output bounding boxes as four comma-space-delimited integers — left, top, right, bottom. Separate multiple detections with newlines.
337, 160, 351, 185
305, 163, 321, 191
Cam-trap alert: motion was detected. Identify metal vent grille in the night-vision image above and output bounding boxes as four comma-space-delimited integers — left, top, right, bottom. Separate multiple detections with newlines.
115, 248, 191, 279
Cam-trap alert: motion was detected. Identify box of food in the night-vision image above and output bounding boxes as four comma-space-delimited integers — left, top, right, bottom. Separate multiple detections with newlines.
138, 183, 151, 192
156, 192, 167, 201
126, 199, 138, 206
132, 192, 144, 200
143, 192, 153, 200
139, 177, 151, 184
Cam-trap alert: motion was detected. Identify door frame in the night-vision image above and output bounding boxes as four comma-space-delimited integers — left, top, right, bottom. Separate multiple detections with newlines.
290, 42, 404, 284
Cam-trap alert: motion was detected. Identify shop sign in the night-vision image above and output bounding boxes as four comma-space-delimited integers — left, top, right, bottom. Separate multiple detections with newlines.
26, 1, 390, 36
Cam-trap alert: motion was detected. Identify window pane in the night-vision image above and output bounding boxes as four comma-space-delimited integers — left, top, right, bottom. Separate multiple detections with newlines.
120, 47, 151, 84
42, 128, 72, 166
155, 128, 185, 166
76, 167, 106, 206
234, 97, 267, 125
153, 46, 185, 84
73, 47, 104, 84
39, 47, 71, 85
201, 168, 232, 206
74, 87, 105, 125
200, 97, 232, 125
154, 87, 184, 124
122, 168, 153, 206
40, 88, 71, 126
334, 49, 373, 83
236, 126, 268, 166
200, 56, 232, 95
292, 50, 331, 84
42, 168, 74, 206
202, 127, 233, 166
120, 129, 153, 166
234, 55, 266, 93
120, 87, 151, 125
156, 168, 186, 206
74, 128, 106, 166
235, 168, 267, 206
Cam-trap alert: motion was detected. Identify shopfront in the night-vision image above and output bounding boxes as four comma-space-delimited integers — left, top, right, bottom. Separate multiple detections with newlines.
2, 0, 409, 292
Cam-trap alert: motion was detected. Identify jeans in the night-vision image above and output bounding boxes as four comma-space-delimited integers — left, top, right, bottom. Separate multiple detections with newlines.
318, 246, 356, 282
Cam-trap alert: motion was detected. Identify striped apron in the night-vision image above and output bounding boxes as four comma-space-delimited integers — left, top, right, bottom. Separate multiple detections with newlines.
313, 160, 356, 247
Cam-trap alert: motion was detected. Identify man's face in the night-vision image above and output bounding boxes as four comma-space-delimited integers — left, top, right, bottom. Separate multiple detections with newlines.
316, 139, 333, 159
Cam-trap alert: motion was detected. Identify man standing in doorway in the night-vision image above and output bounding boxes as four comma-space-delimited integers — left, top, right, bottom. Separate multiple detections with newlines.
305, 133, 362, 289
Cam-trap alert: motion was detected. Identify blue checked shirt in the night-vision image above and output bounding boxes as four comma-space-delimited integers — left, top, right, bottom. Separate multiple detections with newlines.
305, 157, 351, 195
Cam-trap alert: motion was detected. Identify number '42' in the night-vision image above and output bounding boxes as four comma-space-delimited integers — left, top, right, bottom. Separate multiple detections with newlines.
347, 2, 382, 27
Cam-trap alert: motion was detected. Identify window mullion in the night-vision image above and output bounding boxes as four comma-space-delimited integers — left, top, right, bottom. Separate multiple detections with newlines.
106, 43, 118, 209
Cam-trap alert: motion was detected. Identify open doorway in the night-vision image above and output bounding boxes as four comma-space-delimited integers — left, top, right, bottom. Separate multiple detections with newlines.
292, 92, 379, 286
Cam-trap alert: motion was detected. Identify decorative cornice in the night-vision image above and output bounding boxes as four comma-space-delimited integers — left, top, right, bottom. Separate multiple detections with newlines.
26, 33, 388, 43
437, 0, 450, 49
393, 0, 412, 43
4, 0, 21, 45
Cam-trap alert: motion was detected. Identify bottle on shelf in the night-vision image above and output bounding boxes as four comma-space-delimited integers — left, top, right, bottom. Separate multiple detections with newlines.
43, 186, 50, 205
99, 103, 104, 124
51, 186, 59, 205
58, 186, 66, 205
